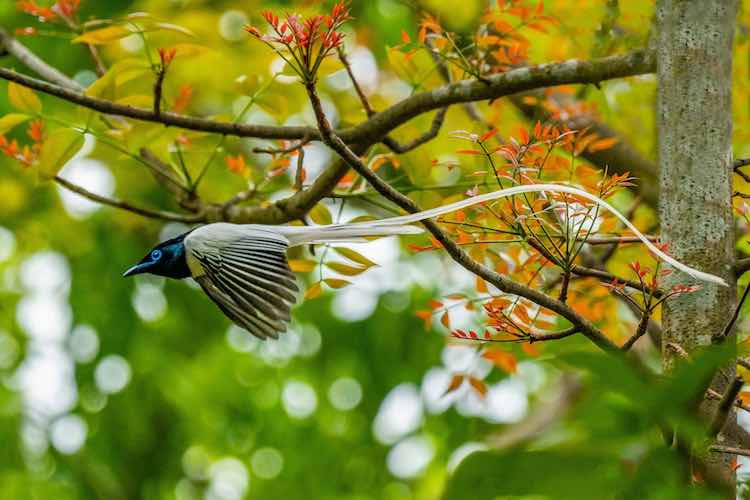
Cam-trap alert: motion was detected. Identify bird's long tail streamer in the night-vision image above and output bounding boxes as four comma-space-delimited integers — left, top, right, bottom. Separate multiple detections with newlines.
337, 183, 727, 286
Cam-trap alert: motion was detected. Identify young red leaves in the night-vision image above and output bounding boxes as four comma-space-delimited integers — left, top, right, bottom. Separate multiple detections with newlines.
245, 2, 351, 82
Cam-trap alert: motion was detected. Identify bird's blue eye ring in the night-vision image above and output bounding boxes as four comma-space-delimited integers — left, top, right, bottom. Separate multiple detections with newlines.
151, 249, 163, 260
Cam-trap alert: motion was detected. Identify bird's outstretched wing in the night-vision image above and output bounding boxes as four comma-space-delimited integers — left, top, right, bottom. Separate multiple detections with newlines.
185, 225, 299, 339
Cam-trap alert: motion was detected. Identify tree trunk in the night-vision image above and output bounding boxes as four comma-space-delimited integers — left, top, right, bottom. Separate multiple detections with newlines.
656, 0, 738, 488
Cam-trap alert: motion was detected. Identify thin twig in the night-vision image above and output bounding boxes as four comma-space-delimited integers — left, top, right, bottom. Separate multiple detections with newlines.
294, 147, 306, 191
338, 46, 448, 154
153, 65, 166, 117
337, 47, 375, 117
54, 176, 204, 223
708, 376, 744, 438
710, 445, 750, 458
621, 310, 651, 351
382, 107, 449, 154
706, 388, 750, 413
712, 285, 750, 343
252, 138, 310, 155
558, 269, 571, 303
735, 258, 750, 277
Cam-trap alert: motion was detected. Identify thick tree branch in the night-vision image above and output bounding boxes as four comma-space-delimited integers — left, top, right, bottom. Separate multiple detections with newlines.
0, 50, 654, 146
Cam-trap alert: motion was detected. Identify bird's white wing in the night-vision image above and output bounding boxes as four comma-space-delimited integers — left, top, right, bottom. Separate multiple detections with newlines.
184, 224, 299, 339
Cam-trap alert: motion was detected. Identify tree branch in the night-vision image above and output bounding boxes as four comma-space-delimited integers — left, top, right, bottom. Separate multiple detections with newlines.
0, 28, 82, 90
708, 376, 744, 438
54, 175, 204, 223
0, 50, 654, 146
735, 257, 750, 276
304, 80, 619, 352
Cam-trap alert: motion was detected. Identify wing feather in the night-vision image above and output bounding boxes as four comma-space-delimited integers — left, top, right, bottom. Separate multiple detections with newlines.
185, 230, 299, 339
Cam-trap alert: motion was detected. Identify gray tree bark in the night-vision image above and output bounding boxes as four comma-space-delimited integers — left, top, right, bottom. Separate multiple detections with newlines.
656, 0, 738, 488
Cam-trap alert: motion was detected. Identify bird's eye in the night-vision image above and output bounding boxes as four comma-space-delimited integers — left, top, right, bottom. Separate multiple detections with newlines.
151, 249, 163, 260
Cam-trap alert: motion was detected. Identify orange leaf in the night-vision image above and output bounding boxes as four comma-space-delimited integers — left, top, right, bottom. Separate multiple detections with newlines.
482, 350, 517, 373
457, 149, 483, 155
440, 311, 451, 328
429, 299, 444, 309
513, 305, 531, 325
468, 377, 488, 398
401, 30, 411, 43
323, 278, 351, 289
588, 136, 619, 153
305, 281, 323, 300
517, 127, 529, 144
521, 342, 540, 357
444, 374, 464, 395
416, 310, 432, 330
288, 259, 317, 273
480, 128, 496, 142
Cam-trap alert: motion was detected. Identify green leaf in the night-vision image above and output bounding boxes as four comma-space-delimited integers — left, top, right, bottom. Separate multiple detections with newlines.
86, 59, 150, 101
0, 114, 31, 134
8, 83, 42, 114
73, 25, 132, 45
37, 129, 84, 180
326, 262, 369, 276
445, 449, 620, 500
309, 203, 333, 225
334, 247, 377, 268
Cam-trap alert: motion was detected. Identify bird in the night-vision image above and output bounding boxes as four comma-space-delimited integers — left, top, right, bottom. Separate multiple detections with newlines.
123, 183, 727, 339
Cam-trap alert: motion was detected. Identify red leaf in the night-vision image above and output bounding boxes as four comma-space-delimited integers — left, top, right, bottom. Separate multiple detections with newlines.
479, 128, 496, 142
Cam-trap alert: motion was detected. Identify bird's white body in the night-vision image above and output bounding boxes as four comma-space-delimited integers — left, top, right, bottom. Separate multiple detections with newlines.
177, 183, 727, 339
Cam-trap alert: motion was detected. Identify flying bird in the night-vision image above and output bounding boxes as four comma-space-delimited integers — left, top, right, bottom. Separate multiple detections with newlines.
124, 184, 727, 339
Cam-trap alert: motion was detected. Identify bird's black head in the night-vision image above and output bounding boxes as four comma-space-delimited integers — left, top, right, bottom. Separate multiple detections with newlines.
123, 233, 191, 279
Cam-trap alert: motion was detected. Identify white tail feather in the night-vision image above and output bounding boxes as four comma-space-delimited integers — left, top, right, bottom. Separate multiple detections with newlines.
279, 224, 423, 246
335, 183, 726, 286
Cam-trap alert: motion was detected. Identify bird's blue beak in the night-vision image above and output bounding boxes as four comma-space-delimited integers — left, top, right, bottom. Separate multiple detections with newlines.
122, 262, 152, 277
